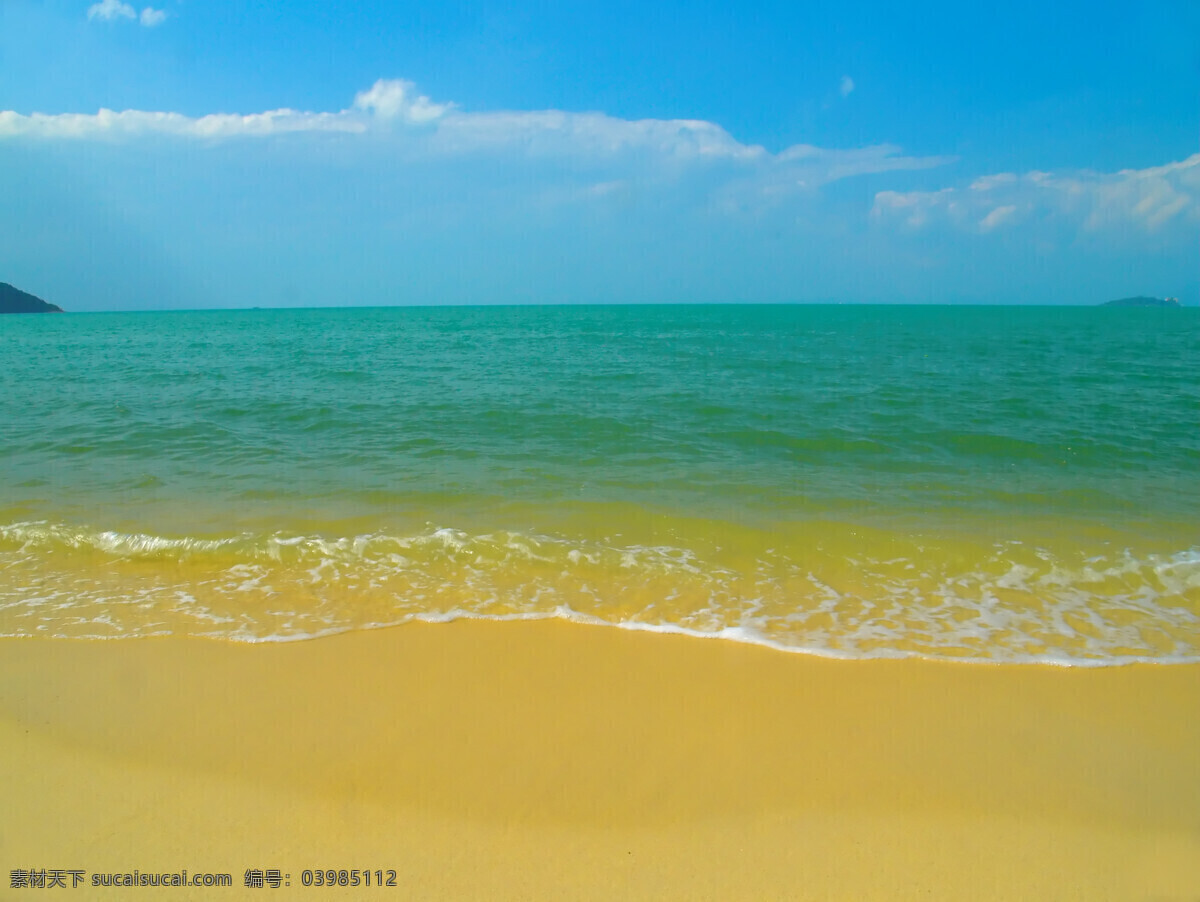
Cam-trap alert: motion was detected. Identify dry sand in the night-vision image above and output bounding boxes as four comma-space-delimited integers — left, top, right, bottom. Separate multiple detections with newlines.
2, 620, 1198, 899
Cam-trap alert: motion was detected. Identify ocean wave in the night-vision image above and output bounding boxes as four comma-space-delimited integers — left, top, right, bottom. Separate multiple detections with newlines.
1, 520, 1197, 665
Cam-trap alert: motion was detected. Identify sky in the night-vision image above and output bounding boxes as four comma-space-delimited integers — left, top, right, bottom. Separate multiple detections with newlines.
1, 0, 1197, 310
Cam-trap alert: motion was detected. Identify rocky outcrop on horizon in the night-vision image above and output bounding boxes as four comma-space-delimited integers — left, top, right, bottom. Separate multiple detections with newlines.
0, 282, 64, 314
1101, 296, 1181, 308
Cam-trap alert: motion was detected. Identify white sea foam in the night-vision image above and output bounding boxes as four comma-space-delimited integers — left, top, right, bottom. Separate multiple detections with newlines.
1, 520, 1198, 665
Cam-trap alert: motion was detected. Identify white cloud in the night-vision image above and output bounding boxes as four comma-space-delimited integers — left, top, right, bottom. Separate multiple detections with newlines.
0, 79, 951, 192
423, 109, 769, 161
87, 0, 135, 21
969, 172, 1018, 191
0, 107, 364, 139
0, 80, 446, 140
872, 154, 1200, 235
776, 142, 949, 181
839, 76, 855, 98
872, 187, 957, 229
979, 204, 1017, 232
0, 79, 963, 232
88, 0, 166, 26
352, 79, 450, 123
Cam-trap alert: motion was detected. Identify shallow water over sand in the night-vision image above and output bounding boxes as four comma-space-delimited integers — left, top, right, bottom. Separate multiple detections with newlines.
2, 304, 1197, 662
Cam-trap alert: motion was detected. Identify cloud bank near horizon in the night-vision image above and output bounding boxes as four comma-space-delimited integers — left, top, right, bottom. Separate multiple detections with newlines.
0, 78, 1195, 310
0, 78, 945, 187
873, 154, 1200, 236
2, 78, 1194, 241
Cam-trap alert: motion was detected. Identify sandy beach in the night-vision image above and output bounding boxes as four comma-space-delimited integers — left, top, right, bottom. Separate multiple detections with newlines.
1, 620, 1197, 899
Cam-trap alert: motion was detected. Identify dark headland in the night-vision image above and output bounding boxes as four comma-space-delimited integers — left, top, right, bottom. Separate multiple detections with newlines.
1101, 295, 1181, 308
0, 282, 63, 314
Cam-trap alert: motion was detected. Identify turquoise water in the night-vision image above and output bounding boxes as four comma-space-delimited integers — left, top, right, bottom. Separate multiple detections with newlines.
1, 304, 1197, 662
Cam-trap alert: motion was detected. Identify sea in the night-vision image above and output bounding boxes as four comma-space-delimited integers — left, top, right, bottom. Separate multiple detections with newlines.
1, 303, 1196, 664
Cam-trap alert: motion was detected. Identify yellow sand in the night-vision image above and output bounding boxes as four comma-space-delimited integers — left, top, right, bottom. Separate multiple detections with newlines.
1, 620, 1198, 900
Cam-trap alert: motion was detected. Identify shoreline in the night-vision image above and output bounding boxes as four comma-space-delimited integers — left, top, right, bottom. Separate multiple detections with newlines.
2, 619, 1198, 899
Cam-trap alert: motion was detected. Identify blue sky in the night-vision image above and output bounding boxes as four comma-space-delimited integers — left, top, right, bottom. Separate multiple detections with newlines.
1, 0, 1197, 309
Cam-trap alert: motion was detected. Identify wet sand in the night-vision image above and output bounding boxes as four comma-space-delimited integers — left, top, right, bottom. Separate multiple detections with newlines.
1, 620, 1198, 899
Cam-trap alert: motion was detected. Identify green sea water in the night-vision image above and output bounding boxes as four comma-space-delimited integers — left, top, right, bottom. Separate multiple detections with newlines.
1, 304, 1197, 663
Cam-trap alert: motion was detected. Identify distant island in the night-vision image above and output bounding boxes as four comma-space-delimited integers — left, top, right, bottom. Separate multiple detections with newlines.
0, 282, 63, 314
1102, 296, 1181, 308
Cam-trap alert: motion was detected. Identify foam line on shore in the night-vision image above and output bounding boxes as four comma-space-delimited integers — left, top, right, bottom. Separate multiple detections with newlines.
3, 520, 1198, 664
